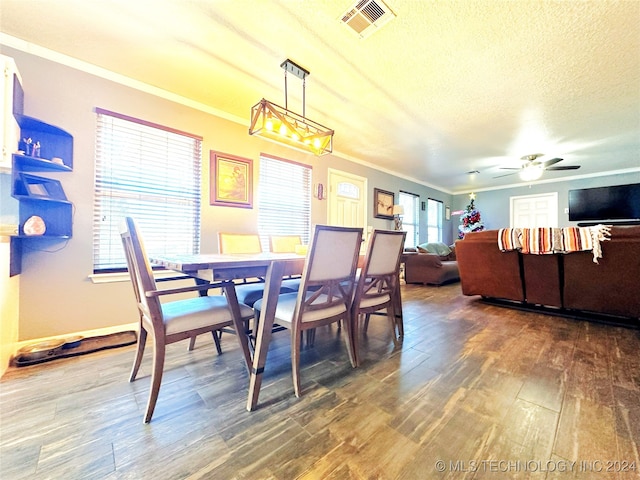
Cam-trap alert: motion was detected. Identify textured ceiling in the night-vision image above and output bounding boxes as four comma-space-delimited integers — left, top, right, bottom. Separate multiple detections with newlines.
1, 0, 639, 193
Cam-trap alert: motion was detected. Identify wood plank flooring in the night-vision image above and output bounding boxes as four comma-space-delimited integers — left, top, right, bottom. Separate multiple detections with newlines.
1, 283, 639, 479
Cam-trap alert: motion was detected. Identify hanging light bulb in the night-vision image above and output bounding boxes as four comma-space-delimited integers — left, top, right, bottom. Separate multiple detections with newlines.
291, 122, 300, 141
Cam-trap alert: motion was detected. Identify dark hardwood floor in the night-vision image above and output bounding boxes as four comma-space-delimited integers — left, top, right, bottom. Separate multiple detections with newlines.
1, 283, 639, 479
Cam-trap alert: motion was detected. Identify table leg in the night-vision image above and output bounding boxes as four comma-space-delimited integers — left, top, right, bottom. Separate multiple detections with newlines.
223, 281, 253, 374
246, 260, 285, 411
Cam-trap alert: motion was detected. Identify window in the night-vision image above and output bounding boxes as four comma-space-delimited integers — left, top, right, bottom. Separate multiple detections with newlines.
93, 109, 202, 272
257, 154, 311, 250
398, 191, 419, 247
427, 198, 443, 242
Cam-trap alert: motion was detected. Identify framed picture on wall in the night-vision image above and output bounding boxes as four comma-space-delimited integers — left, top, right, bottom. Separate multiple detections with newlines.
374, 188, 394, 219
18, 173, 67, 200
210, 151, 253, 208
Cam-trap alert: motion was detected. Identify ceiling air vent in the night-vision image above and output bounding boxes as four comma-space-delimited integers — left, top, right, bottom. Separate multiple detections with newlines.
340, 0, 396, 39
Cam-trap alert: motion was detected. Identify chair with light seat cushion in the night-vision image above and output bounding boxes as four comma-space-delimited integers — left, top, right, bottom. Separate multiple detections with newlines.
120, 217, 253, 423
217, 232, 298, 306
269, 234, 304, 292
352, 229, 406, 364
217, 232, 298, 349
254, 225, 363, 397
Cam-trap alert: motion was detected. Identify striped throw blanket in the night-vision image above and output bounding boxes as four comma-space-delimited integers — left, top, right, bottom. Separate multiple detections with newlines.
497, 225, 611, 263
498, 228, 522, 251
520, 228, 558, 255
559, 225, 612, 263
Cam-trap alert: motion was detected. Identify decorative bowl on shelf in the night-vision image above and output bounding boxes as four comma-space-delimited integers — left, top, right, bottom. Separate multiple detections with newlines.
23, 215, 46, 236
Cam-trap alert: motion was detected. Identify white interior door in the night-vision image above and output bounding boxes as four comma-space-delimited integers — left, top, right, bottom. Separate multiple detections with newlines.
327, 169, 367, 232
510, 192, 558, 227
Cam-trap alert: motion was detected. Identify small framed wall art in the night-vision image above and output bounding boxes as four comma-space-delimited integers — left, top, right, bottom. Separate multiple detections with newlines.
374, 188, 394, 219
210, 151, 253, 208
17, 173, 67, 200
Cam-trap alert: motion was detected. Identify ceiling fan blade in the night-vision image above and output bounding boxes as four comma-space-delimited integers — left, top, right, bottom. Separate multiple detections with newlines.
493, 171, 519, 178
545, 165, 580, 171
541, 157, 563, 167
498, 167, 521, 170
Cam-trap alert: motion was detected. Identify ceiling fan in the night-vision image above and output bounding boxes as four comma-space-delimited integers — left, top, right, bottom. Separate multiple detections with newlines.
494, 153, 581, 180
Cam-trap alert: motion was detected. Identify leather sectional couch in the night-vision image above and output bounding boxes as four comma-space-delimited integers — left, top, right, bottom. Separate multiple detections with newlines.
404, 245, 460, 286
455, 226, 640, 322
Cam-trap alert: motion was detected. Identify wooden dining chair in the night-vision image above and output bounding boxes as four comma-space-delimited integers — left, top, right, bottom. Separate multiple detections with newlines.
217, 232, 269, 306
217, 232, 297, 348
352, 229, 406, 365
254, 225, 363, 397
218, 232, 263, 255
269, 235, 302, 253
269, 234, 304, 290
120, 217, 254, 423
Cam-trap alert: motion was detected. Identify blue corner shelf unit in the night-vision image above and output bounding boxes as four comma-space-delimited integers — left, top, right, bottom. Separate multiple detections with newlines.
9, 86, 74, 276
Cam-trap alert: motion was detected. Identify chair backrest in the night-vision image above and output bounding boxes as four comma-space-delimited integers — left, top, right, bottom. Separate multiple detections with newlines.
270, 235, 302, 253
294, 225, 363, 318
120, 217, 164, 326
218, 232, 262, 254
354, 229, 406, 307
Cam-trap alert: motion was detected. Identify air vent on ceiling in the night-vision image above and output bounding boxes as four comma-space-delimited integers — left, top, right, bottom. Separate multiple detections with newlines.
339, 0, 396, 39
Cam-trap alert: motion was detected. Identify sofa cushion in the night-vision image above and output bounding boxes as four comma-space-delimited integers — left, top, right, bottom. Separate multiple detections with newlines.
417, 242, 452, 256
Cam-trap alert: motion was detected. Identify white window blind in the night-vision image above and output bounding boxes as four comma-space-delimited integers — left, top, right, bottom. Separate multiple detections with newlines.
427, 197, 443, 242
257, 154, 311, 251
93, 108, 202, 272
399, 191, 419, 247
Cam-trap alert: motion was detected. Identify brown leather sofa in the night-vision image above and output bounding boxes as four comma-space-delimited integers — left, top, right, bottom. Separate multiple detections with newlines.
455, 226, 640, 322
404, 247, 460, 285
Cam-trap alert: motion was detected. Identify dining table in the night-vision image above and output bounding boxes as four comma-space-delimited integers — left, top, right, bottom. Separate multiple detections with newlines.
149, 252, 306, 411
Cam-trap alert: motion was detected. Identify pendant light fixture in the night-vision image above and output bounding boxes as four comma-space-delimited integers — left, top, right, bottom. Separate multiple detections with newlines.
249, 59, 334, 155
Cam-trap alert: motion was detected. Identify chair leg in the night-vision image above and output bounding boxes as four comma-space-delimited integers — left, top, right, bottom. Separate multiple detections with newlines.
305, 328, 316, 347
292, 326, 302, 397
144, 333, 166, 423
188, 336, 197, 351
387, 304, 401, 346
352, 313, 361, 367
129, 327, 147, 382
363, 313, 371, 333
211, 329, 223, 355
344, 314, 358, 368
395, 310, 404, 340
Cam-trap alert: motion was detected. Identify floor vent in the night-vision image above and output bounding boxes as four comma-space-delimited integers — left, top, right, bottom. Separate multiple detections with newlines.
339, 0, 396, 39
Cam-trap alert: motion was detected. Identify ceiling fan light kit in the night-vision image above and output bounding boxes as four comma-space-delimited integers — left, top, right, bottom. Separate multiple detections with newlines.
249, 59, 334, 156
495, 153, 581, 181
519, 163, 544, 181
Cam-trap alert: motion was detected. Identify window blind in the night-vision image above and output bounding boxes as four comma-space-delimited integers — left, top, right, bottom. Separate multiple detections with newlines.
93, 109, 202, 272
427, 197, 443, 242
257, 154, 311, 251
399, 191, 419, 247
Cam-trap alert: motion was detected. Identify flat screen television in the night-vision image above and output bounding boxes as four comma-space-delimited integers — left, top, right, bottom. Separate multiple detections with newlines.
568, 183, 640, 222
